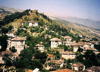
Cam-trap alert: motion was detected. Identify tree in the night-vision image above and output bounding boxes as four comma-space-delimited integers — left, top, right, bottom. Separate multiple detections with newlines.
8, 25, 13, 32
2, 54, 12, 66
19, 48, 33, 60
0, 21, 4, 27
9, 46, 17, 53
0, 35, 8, 51
76, 54, 84, 62
54, 51, 61, 59
97, 53, 100, 60
78, 47, 83, 52
92, 38, 98, 41
1, 27, 8, 34
34, 50, 47, 64
64, 45, 68, 51
29, 60, 43, 70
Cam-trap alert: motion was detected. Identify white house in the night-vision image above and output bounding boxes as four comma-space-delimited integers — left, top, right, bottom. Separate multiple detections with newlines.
6, 33, 15, 37
29, 22, 38, 27
84, 43, 94, 48
50, 38, 62, 48
83, 48, 99, 54
64, 36, 72, 42
72, 63, 85, 71
7, 37, 26, 54
62, 51, 76, 60
36, 44, 45, 52
71, 43, 84, 52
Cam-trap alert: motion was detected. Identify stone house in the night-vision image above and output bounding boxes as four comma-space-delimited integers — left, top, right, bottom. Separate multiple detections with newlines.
36, 44, 45, 52
72, 63, 85, 71
64, 36, 72, 42
0, 49, 19, 64
62, 51, 76, 60
83, 48, 99, 54
86, 66, 100, 72
7, 37, 26, 54
45, 59, 64, 70
63, 41, 73, 46
71, 43, 84, 52
28, 22, 38, 27
50, 38, 62, 48
84, 43, 94, 49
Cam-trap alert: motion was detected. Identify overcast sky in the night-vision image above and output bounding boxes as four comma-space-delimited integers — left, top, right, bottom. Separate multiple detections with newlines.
0, 0, 100, 21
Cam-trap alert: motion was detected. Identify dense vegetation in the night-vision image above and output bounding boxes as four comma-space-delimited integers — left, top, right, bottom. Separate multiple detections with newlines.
0, 9, 31, 27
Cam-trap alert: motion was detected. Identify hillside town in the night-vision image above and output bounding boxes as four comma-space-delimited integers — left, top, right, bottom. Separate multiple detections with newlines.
0, 9, 100, 72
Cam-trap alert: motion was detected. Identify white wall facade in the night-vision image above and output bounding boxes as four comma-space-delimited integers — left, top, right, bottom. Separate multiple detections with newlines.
62, 54, 76, 60
51, 41, 62, 48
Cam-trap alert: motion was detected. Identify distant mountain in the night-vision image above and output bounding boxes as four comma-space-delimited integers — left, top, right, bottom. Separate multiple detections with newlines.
54, 17, 100, 40
44, 12, 100, 29
0, 6, 23, 20
0, 6, 23, 14
59, 16, 100, 29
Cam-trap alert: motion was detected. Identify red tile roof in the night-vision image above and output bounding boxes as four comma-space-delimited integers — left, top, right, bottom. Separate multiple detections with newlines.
48, 54, 54, 57
51, 69, 73, 72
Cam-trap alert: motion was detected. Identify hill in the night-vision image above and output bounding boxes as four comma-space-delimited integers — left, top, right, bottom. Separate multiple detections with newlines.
50, 17, 100, 40
58, 16, 100, 29
0, 6, 23, 20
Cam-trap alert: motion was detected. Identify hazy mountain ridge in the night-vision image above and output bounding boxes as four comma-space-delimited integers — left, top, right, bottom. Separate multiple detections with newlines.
56, 16, 100, 29
0, 6, 23, 13
53, 17, 100, 40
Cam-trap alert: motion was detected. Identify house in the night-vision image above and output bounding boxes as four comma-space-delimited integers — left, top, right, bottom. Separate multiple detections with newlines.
47, 54, 54, 60
7, 37, 26, 54
51, 68, 74, 72
64, 36, 72, 42
62, 51, 76, 60
2, 49, 18, 60
63, 41, 73, 46
72, 63, 85, 71
45, 59, 64, 70
90, 41, 99, 45
28, 22, 38, 27
86, 66, 100, 72
84, 43, 94, 48
83, 48, 99, 54
50, 38, 62, 48
71, 43, 84, 52
36, 44, 45, 52
6, 33, 15, 37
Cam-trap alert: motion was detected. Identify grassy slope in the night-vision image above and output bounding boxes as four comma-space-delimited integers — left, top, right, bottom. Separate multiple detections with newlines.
54, 18, 100, 40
